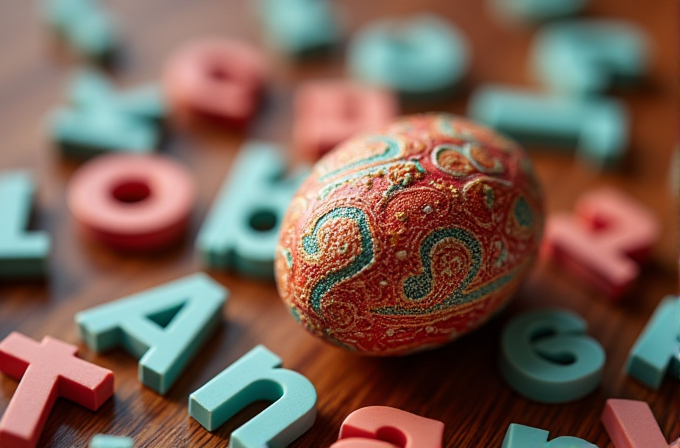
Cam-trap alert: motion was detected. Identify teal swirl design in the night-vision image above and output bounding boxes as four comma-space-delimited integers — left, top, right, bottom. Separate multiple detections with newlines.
437, 114, 477, 141
318, 160, 426, 200
302, 207, 374, 313
377, 227, 516, 315
319, 135, 403, 181
513, 196, 533, 227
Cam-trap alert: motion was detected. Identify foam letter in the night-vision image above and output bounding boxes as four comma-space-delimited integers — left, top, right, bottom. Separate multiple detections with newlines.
500, 309, 605, 403
488, 0, 588, 24
293, 80, 397, 161
67, 154, 195, 252
541, 188, 659, 299
90, 435, 134, 448
601, 399, 668, 448
468, 85, 628, 169
162, 38, 266, 128
76, 273, 227, 394
533, 20, 649, 95
189, 345, 317, 448
196, 141, 307, 278
626, 296, 679, 389
258, 0, 341, 57
333, 406, 444, 448
0, 172, 50, 279
502, 424, 597, 447
50, 70, 164, 158
331, 441, 397, 448
348, 14, 469, 101
40, 0, 118, 62
0, 332, 114, 448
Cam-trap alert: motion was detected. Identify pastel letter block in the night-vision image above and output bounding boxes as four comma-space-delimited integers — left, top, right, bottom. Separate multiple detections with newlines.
41, 0, 117, 62
331, 441, 397, 448
189, 345, 317, 448
50, 70, 164, 159
502, 424, 597, 448
348, 14, 469, 101
626, 296, 680, 389
163, 38, 266, 128
67, 154, 196, 252
196, 141, 307, 278
0, 332, 114, 448
258, 0, 341, 57
0, 171, 51, 279
488, 0, 588, 24
601, 399, 668, 448
499, 309, 605, 403
533, 20, 649, 95
468, 85, 628, 169
336, 406, 444, 448
541, 188, 659, 300
90, 435, 134, 448
293, 80, 398, 161
76, 272, 227, 395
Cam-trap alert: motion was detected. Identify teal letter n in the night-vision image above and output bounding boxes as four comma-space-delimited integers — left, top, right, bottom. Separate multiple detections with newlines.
189, 345, 317, 448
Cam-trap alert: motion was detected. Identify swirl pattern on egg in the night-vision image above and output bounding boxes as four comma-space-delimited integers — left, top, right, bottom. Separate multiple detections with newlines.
276, 113, 544, 355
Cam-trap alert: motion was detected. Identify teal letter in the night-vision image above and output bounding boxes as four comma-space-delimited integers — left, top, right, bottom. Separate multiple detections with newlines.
627, 296, 680, 389
500, 309, 605, 403
196, 141, 307, 278
76, 273, 227, 395
502, 424, 597, 448
0, 172, 51, 279
189, 345, 317, 448
49, 70, 165, 159
90, 435, 134, 448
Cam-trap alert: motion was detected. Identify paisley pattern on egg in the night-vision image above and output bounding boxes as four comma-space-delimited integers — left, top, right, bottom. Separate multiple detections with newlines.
276, 113, 544, 355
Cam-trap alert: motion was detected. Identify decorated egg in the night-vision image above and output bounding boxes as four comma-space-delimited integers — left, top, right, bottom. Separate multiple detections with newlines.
275, 113, 544, 355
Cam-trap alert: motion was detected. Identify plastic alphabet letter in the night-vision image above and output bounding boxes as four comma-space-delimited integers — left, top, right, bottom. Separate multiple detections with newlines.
541, 188, 659, 300
331, 440, 397, 448
499, 309, 605, 403
502, 424, 597, 448
189, 345, 317, 448
488, 0, 589, 24
626, 296, 680, 389
76, 273, 227, 395
335, 406, 444, 448
0, 332, 114, 448
90, 435, 134, 448
532, 20, 649, 95
67, 153, 196, 252
293, 80, 398, 161
0, 172, 51, 279
258, 0, 341, 57
348, 14, 469, 101
40, 0, 118, 62
163, 38, 266, 128
196, 141, 307, 278
468, 85, 628, 169
601, 399, 668, 448
50, 70, 165, 159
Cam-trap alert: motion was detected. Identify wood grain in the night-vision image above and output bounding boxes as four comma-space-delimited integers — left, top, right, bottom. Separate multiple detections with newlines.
0, 0, 677, 447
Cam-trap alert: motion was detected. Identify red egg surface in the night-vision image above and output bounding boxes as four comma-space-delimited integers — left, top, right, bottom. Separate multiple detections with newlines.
276, 113, 544, 355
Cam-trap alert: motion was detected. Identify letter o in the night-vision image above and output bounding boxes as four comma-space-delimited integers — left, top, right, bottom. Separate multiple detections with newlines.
68, 154, 195, 251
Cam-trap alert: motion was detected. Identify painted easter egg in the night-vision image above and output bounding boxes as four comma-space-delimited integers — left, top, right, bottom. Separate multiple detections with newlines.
275, 113, 544, 355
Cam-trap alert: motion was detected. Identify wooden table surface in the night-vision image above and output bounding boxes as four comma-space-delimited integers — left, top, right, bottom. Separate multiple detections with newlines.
0, 0, 677, 447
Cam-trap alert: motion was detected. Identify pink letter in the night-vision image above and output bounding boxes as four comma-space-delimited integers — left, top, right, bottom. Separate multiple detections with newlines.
541, 188, 658, 299
333, 406, 444, 448
0, 332, 114, 448
601, 399, 668, 448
